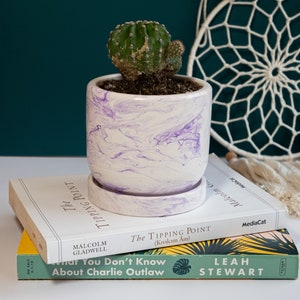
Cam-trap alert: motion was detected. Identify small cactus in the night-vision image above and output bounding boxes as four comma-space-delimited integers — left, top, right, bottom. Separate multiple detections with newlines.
107, 20, 184, 81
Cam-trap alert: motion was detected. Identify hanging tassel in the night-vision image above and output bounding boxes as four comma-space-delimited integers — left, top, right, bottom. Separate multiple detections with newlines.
225, 151, 300, 217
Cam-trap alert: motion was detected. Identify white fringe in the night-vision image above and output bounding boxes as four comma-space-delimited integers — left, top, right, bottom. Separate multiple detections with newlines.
227, 156, 300, 217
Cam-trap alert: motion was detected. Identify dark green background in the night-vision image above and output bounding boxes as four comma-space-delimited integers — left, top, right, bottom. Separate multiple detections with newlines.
1, 0, 225, 156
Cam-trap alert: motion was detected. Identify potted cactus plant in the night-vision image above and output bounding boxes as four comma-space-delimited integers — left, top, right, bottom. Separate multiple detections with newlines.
86, 20, 212, 217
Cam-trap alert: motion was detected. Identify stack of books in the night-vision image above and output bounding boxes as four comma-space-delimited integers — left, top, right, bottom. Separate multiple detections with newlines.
10, 154, 299, 280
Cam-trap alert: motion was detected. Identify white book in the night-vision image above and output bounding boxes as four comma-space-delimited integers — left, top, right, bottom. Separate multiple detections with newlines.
9, 154, 287, 264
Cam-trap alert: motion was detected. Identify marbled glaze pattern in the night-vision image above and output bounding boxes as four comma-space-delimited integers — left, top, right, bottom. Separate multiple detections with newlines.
86, 74, 212, 195
88, 174, 207, 217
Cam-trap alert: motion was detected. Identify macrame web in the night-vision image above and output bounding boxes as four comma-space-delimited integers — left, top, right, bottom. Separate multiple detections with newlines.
187, 0, 300, 160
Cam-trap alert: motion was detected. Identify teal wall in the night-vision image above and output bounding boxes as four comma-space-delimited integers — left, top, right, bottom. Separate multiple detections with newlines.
1, 0, 225, 156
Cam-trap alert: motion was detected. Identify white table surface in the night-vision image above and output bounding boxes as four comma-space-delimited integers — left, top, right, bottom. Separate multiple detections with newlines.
0, 156, 299, 300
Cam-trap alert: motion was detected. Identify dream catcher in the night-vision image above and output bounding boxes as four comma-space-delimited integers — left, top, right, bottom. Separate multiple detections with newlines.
188, 0, 300, 216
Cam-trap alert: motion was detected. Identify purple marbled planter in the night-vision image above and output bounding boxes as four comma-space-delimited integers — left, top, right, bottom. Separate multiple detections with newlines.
86, 74, 212, 216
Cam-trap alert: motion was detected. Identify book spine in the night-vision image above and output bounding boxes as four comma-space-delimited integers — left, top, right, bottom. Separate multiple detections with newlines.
44, 213, 285, 263
62, 210, 287, 263
17, 253, 299, 280
16, 208, 287, 264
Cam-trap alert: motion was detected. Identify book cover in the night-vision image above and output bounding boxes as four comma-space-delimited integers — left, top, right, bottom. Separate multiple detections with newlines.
17, 229, 298, 280
9, 154, 287, 264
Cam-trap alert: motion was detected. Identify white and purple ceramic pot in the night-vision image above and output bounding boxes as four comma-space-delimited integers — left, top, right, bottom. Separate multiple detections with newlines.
86, 74, 212, 216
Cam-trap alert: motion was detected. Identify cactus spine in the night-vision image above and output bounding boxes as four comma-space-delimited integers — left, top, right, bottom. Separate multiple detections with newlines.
107, 20, 184, 81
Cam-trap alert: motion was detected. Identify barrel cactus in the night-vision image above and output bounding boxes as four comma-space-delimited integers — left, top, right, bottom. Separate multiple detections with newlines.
107, 20, 185, 81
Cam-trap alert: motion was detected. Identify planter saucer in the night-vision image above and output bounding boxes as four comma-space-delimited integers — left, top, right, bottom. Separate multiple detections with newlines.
88, 175, 207, 217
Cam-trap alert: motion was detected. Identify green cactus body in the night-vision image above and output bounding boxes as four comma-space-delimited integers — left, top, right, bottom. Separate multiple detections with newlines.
165, 40, 185, 76
107, 21, 183, 81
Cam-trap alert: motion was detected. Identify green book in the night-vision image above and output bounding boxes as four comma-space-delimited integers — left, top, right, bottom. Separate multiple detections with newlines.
17, 229, 298, 280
